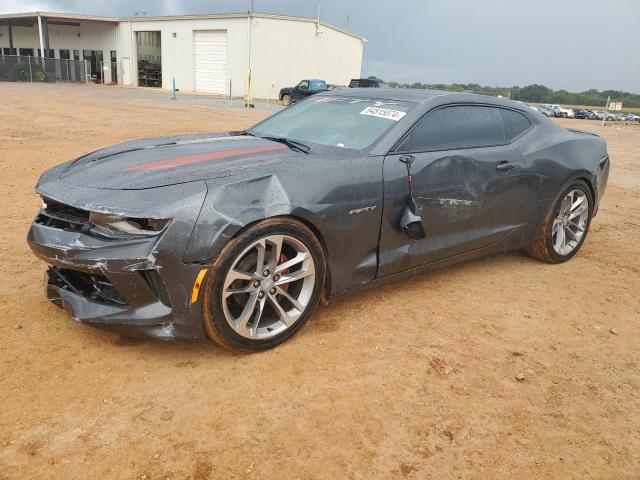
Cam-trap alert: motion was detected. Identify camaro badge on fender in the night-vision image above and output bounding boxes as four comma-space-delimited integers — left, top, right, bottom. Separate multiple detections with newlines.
349, 206, 377, 215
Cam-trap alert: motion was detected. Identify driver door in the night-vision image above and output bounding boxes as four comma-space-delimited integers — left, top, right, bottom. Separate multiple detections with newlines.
377, 104, 529, 276
293, 80, 309, 101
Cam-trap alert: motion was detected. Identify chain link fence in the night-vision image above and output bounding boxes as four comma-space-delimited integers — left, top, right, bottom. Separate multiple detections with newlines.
0, 55, 91, 83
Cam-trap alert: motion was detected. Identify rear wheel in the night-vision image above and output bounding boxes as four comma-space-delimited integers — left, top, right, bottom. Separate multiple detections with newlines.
201, 218, 325, 351
525, 180, 593, 263
281, 94, 292, 106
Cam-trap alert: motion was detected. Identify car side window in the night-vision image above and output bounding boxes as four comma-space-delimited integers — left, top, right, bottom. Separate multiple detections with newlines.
309, 80, 326, 91
396, 105, 505, 152
500, 108, 532, 142
297, 80, 309, 91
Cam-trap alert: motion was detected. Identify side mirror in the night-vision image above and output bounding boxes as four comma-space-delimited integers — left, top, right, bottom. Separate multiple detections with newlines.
398, 155, 426, 240
401, 206, 425, 240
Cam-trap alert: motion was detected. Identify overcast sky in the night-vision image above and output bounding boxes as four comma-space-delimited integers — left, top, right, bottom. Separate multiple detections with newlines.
2, 0, 639, 93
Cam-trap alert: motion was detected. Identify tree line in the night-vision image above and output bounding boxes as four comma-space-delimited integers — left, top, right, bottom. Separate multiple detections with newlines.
369, 77, 640, 108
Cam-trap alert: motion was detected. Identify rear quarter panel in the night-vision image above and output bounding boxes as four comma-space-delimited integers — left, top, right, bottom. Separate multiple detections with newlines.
515, 119, 608, 234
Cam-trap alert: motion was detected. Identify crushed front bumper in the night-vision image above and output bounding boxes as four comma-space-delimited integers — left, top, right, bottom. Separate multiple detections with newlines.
27, 208, 207, 340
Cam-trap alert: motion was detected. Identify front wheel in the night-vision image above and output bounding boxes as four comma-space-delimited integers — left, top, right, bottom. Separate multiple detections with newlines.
201, 217, 325, 351
525, 180, 593, 263
281, 94, 292, 106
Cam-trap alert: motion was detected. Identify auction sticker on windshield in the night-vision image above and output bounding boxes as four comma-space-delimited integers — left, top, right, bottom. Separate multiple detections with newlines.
360, 106, 407, 121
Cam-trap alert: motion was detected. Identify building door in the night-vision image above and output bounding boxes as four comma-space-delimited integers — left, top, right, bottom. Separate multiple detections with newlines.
83, 50, 104, 83
122, 57, 130, 85
136, 31, 162, 87
110, 50, 118, 84
194, 30, 227, 95
60, 49, 70, 81
73, 50, 81, 82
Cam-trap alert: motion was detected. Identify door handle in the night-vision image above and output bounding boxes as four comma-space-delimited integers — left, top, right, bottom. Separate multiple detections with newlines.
496, 161, 517, 171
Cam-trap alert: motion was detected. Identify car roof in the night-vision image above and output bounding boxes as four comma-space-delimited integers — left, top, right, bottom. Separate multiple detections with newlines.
324, 87, 531, 111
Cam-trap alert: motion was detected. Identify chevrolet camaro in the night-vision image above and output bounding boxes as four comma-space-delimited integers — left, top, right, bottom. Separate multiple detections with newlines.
28, 89, 610, 350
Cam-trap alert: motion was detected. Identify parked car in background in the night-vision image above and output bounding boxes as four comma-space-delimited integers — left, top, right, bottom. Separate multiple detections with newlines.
625, 113, 639, 122
535, 105, 554, 117
279, 79, 328, 106
573, 108, 593, 119
546, 104, 575, 118
349, 78, 386, 88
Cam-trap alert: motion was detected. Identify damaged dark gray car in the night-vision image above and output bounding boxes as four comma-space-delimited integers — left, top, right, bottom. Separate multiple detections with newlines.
28, 89, 610, 350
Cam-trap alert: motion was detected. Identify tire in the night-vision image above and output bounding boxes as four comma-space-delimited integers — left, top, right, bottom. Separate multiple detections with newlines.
281, 94, 292, 106
525, 180, 593, 263
201, 217, 325, 351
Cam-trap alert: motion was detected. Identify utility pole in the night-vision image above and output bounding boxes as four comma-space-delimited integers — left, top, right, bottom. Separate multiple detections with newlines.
601, 95, 610, 127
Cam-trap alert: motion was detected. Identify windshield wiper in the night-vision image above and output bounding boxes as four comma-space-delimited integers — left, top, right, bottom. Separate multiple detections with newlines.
255, 135, 311, 154
231, 130, 310, 154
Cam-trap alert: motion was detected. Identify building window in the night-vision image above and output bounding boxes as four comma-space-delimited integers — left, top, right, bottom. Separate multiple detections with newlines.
37, 49, 55, 58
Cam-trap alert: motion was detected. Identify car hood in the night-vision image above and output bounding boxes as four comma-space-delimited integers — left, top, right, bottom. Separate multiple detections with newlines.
53, 133, 300, 190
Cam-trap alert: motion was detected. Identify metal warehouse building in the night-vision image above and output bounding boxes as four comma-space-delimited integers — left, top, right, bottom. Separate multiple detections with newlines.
0, 11, 365, 98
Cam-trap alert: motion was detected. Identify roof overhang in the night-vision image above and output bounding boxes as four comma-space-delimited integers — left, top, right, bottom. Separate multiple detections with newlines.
0, 12, 120, 26
0, 11, 365, 41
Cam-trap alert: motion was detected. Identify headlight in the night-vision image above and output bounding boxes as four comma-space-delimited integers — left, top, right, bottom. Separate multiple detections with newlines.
89, 212, 170, 239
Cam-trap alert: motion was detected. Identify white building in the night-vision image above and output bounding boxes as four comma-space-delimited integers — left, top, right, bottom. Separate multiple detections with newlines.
0, 11, 366, 99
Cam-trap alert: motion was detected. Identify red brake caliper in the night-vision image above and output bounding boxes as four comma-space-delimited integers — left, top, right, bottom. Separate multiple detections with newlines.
278, 253, 290, 296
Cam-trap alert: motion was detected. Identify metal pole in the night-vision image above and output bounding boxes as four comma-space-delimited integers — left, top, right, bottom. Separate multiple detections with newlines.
28, 56, 32, 82
229, 79, 232, 100
601, 95, 610, 127
171, 77, 176, 100
8, 20, 14, 51
66, 58, 70, 83
37, 16, 45, 59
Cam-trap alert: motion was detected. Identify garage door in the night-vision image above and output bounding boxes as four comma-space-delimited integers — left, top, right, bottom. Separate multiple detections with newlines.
194, 30, 227, 94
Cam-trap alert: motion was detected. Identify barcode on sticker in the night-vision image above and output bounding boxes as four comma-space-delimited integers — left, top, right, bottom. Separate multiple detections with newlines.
360, 106, 407, 121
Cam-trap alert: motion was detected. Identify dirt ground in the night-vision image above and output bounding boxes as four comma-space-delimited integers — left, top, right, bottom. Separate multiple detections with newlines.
1, 83, 638, 480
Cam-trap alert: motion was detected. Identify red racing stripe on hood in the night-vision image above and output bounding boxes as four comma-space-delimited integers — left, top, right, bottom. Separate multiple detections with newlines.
125, 145, 288, 171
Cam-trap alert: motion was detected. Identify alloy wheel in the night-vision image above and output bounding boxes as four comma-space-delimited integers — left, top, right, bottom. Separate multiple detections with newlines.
221, 234, 316, 339
552, 189, 589, 256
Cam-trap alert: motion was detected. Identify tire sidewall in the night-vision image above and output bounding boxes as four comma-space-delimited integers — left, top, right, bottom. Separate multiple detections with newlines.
282, 94, 291, 106
202, 219, 325, 351
544, 180, 593, 263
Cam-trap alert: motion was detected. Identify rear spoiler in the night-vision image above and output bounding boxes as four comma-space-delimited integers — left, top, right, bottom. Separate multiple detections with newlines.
566, 128, 601, 138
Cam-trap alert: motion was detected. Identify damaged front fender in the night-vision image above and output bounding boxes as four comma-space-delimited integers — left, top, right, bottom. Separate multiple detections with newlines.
183, 175, 329, 264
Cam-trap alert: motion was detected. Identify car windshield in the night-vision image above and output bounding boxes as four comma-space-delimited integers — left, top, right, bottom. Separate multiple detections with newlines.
251, 96, 414, 150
